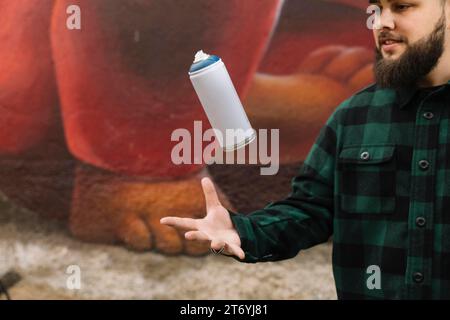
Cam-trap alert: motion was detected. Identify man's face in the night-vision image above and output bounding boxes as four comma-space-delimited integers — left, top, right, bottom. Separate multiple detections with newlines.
372, 0, 448, 88
373, 0, 445, 60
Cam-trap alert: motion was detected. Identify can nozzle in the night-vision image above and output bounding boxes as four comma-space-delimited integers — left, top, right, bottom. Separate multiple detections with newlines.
193, 50, 210, 63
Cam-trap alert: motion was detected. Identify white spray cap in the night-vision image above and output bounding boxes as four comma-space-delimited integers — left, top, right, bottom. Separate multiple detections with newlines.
193, 50, 211, 63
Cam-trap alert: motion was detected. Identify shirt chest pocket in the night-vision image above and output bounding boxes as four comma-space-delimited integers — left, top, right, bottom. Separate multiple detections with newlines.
337, 145, 397, 214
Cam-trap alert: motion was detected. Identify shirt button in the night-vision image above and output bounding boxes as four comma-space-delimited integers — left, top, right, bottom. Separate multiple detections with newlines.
416, 217, 426, 227
418, 160, 430, 170
360, 151, 370, 161
413, 272, 424, 284
423, 112, 434, 120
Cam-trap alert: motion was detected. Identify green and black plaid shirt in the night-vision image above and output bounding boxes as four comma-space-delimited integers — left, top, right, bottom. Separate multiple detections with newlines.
230, 82, 450, 299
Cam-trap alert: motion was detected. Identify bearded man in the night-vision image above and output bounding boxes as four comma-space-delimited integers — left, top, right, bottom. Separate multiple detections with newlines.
162, 0, 450, 299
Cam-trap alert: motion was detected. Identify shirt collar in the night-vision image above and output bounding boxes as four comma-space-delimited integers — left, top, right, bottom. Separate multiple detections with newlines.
395, 80, 450, 109
395, 86, 417, 110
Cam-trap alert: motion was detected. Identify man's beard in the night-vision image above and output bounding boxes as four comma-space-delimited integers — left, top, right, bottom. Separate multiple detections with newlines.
374, 14, 446, 89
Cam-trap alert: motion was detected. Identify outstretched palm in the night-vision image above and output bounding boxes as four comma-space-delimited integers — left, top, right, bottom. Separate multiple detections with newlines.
160, 177, 245, 259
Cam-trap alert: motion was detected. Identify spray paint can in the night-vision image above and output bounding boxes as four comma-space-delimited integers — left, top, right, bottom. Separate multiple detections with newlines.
189, 50, 256, 151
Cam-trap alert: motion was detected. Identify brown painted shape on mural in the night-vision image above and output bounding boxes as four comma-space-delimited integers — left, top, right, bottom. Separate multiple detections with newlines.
70, 163, 233, 254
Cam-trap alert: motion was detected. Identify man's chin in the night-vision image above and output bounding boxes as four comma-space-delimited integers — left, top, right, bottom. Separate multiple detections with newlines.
381, 51, 402, 61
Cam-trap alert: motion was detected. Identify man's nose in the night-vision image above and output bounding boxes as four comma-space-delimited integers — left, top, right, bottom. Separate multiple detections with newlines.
377, 8, 395, 30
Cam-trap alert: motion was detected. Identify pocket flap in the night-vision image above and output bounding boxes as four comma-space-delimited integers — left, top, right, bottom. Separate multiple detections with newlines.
338, 145, 395, 164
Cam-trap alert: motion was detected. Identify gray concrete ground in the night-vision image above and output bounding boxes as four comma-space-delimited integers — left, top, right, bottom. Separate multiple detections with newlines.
0, 193, 336, 300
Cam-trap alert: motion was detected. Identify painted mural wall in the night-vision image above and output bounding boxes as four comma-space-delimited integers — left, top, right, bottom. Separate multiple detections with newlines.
0, 0, 375, 257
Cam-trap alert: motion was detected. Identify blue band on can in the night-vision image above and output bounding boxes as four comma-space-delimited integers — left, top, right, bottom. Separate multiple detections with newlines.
189, 55, 221, 74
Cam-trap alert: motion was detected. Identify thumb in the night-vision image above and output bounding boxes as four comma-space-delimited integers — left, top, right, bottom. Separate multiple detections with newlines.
210, 238, 226, 251
211, 239, 245, 260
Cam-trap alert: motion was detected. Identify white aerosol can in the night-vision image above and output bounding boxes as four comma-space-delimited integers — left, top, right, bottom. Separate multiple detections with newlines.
189, 50, 256, 151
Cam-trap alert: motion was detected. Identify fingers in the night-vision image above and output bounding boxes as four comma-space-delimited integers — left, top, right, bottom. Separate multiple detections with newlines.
210, 238, 225, 251
227, 243, 246, 260
210, 239, 245, 260
160, 216, 198, 231
185, 230, 210, 241
297, 45, 346, 73
201, 177, 221, 210
183, 230, 212, 255
298, 46, 373, 84
117, 213, 152, 251
183, 232, 245, 260
323, 47, 373, 82
148, 215, 183, 254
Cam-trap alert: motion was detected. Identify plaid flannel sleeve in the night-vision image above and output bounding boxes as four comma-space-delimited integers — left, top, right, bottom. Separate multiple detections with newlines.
229, 105, 342, 263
